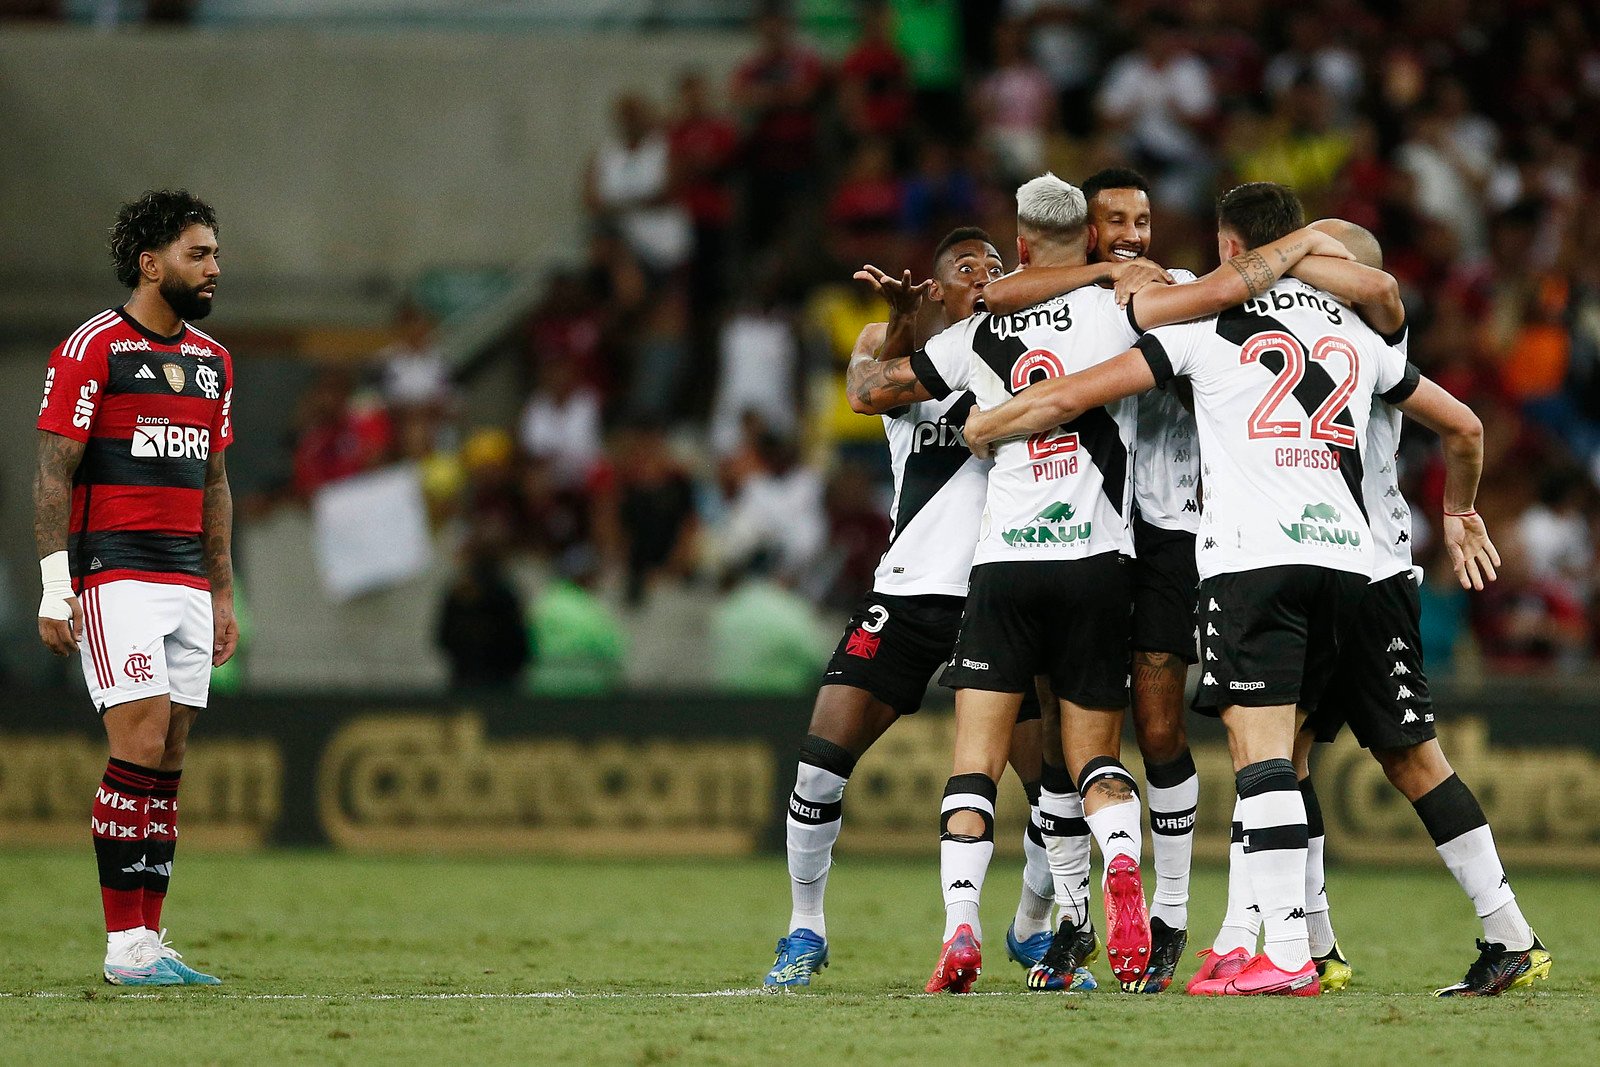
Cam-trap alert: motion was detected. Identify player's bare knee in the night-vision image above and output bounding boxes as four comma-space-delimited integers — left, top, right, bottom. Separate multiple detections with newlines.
1134, 718, 1185, 763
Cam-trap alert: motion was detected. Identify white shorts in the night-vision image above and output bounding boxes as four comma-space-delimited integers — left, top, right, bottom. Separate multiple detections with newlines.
78, 580, 213, 712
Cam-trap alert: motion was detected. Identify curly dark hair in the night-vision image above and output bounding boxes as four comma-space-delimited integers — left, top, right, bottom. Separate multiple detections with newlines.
109, 190, 219, 289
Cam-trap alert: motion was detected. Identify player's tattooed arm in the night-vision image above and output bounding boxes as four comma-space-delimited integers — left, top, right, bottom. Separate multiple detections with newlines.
203, 450, 240, 667
33, 430, 85, 557
202, 450, 233, 598
984, 263, 1127, 315
847, 352, 931, 414
1129, 227, 1353, 330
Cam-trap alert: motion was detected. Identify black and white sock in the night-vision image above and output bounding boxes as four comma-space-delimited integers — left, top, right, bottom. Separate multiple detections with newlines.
940, 773, 997, 941
785, 735, 855, 938
1300, 776, 1335, 957
1146, 749, 1199, 930
1080, 757, 1143, 876
1414, 774, 1532, 950
1037, 761, 1092, 928
1213, 797, 1260, 955
1016, 780, 1054, 940
1237, 759, 1310, 971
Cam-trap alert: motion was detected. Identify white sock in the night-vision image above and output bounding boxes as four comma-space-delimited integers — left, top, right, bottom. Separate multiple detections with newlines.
786, 754, 849, 938
940, 774, 997, 942
1301, 777, 1334, 956
1015, 805, 1055, 939
1146, 752, 1198, 930
1086, 797, 1143, 873
1238, 760, 1310, 972
1213, 798, 1260, 955
106, 926, 151, 958
1414, 774, 1531, 950
1039, 787, 1093, 928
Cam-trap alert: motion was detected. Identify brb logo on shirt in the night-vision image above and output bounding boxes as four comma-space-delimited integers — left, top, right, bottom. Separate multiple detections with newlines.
132, 422, 211, 461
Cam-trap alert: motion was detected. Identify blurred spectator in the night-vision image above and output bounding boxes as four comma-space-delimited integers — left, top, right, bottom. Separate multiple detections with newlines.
1470, 528, 1591, 672
839, 2, 913, 142
614, 423, 702, 606
527, 548, 628, 696
891, 0, 965, 126
709, 279, 802, 455
974, 19, 1056, 184
827, 138, 907, 268
730, 5, 829, 247
1005, 0, 1100, 137
1396, 108, 1488, 255
668, 69, 740, 394
585, 92, 693, 275
1095, 9, 1216, 211
718, 430, 827, 584
900, 137, 982, 239
1263, 11, 1363, 117
291, 370, 395, 499
1232, 77, 1352, 207
435, 531, 531, 693
518, 359, 604, 489
1516, 469, 1595, 602
460, 429, 524, 549
818, 462, 892, 611
378, 300, 452, 409
711, 554, 834, 695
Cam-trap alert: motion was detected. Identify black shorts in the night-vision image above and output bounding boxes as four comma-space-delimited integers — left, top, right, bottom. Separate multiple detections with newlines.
1193, 565, 1366, 716
1306, 572, 1436, 749
939, 554, 1132, 709
1132, 518, 1198, 663
822, 592, 964, 716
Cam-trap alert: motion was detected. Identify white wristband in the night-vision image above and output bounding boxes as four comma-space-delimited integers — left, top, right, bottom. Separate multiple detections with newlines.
38, 551, 74, 621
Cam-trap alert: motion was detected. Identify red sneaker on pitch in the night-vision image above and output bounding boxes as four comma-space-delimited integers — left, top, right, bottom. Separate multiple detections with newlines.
925, 924, 982, 994
1185, 946, 1250, 994
1102, 854, 1151, 987
1188, 952, 1320, 997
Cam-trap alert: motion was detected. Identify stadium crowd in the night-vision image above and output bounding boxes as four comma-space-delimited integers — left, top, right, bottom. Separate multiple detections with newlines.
276, 0, 1600, 686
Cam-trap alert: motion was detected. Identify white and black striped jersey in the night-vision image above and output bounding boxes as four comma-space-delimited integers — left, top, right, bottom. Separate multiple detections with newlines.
912, 286, 1140, 568
1363, 323, 1418, 583
1134, 268, 1201, 533
1136, 277, 1416, 581
872, 391, 990, 597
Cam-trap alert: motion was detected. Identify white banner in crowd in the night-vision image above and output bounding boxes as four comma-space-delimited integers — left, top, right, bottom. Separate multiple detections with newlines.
312, 463, 433, 601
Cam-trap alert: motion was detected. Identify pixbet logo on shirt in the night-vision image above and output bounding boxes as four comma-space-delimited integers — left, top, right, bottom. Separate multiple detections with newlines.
132, 423, 211, 460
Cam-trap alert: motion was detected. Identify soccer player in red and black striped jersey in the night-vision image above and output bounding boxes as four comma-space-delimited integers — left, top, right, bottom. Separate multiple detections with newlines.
34, 190, 235, 986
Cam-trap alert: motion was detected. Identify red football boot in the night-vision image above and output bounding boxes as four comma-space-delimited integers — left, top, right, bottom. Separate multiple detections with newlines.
925, 924, 983, 994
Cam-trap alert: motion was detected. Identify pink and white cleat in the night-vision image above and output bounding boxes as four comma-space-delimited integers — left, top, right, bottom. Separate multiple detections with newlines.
1188, 953, 1320, 997
1186, 946, 1251, 994
925, 924, 983, 994
1102, 854, 1152, 988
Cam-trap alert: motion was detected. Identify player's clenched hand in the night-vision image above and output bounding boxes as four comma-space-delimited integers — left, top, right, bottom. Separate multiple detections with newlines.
38, 595, 82, 656
1302, 229, 1357, 262
854, 265, 933, 319
1443, 511, 1500, 591
212, 601, 240, 667
963, 409, 995, 460
1112, 259, 1174, 306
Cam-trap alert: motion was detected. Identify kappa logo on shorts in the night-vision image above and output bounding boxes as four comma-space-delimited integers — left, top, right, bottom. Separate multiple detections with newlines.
1401, 709, 1419, 724
1208, 598, 1220, 611
845, 629, 881, 659
1206, 622, 1220, 636
1396, 685, 1415, 700
124, 652, 154, 683
1205, 648, 1217, 661
1390, 661, 1410, 676
1202, 673, 1218, 686
960, 658, 990, 670
1230, 680, 1266, 691
1387, 637, 1409, 652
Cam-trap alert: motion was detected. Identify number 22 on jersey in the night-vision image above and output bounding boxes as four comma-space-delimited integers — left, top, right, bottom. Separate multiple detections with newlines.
1240, 331, 1359, 448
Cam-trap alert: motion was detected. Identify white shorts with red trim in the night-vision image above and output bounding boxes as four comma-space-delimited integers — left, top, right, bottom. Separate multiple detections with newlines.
78, 579, 213, 712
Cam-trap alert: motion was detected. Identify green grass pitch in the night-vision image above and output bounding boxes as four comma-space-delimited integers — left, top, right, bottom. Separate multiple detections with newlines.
1, 851, 1596, 1063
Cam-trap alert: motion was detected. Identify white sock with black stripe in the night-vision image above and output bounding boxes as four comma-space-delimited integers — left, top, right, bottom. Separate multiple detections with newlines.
1213, 796, 1260, 955
1038, 776, 1093, 928
1237, 759, 1309, 971
1414, 774, 1532, 950
785, 735, 854, 938
940, 773, 997, 941
1145, 749, 1199, 930
1300, 776, 1335, 957
1015, 783, 1054, 940
1079, 757, 1142, 875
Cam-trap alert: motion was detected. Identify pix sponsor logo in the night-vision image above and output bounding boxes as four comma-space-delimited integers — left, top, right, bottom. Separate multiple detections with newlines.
1279, 501, 1362, 549
912, 420, 965, 452
1002, 501, 1091, 547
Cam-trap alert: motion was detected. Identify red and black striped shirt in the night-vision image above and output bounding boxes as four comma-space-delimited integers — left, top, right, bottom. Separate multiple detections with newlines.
36, 308, 234, 592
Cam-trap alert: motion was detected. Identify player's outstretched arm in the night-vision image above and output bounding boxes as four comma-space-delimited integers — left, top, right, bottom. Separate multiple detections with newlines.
982, 260, 1173, 316
1287, 255, 1406, 336
203, 450, 239, 666
963, 350, 1157, 458
847, 342, 931, 414
34, 430, 85, 655
1395, 377, 1498, 591
1130, 227, 1354, 330
846, 267, 936, 414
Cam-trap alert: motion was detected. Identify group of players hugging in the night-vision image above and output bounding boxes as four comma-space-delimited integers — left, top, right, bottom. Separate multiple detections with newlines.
762, 171, 1553, 999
